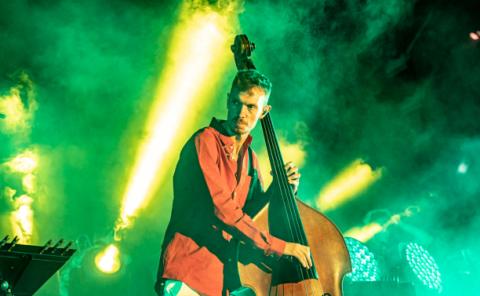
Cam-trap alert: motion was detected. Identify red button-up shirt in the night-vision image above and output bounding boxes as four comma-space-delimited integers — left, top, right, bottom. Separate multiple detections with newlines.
156, 118, 286, 296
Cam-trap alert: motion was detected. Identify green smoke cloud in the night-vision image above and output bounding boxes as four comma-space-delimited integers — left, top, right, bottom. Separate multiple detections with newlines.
1, 0, 479, 295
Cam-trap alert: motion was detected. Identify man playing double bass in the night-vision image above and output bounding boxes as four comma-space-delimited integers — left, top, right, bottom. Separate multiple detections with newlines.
155, 70, 312, 296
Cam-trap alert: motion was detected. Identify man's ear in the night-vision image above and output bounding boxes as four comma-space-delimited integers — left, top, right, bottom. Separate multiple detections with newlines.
260, 104, 272, 119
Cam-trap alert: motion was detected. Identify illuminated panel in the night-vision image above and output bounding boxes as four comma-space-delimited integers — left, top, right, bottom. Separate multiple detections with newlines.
316, 159, 382, 212
405, 242, 442, 292
344, 237, 380, 281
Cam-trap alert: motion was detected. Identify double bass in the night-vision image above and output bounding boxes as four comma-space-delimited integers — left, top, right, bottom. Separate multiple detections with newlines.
232, 35, 352, 296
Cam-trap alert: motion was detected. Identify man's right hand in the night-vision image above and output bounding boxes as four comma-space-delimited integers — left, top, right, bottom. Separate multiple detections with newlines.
283, 242, 312, 269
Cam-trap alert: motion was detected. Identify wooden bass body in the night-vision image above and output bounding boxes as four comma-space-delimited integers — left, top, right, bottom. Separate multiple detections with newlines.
238, 199, 351, 296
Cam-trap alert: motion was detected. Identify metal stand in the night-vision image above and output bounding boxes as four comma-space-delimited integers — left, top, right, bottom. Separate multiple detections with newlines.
0, 235, 75, 296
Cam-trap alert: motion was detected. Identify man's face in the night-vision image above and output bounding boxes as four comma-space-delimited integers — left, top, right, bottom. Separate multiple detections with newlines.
226, 86, 270, 136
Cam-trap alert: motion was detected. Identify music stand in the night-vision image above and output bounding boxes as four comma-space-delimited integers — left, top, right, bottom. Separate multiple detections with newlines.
0, 236, 75, 296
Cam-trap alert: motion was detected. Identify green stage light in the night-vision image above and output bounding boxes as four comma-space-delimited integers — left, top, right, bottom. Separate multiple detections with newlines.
345, 237, 380, 281
405, 242, 442, 292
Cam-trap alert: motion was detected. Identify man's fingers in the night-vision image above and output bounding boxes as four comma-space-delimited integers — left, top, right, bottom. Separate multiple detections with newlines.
284, 162, 296, 171
299, 256, 307, 269
287, 165, 300, 178
294, 246, 311, 269
286, 166, 299, 174
284, 162, 301, 190
302, 246, 312, 269
288, 181, 299, 187
288, 172, 301, 178
285, 164, 297, 170
307, 252, 313, 268
288, 173, 301, 186
285, 243, 311, 268
302, 247, 312, 269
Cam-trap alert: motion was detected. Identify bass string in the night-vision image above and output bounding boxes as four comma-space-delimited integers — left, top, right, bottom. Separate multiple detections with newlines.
262, 114, 317, 281
261, 117, 305, 281
263, 115, 311, 247
264, 115, 317, 282
261, 117, 296, 241
262, 115, 305, 243
234, 39, 319, 293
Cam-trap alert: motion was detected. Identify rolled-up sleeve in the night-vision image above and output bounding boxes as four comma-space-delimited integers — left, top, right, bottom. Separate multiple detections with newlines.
195, 130, 285, 257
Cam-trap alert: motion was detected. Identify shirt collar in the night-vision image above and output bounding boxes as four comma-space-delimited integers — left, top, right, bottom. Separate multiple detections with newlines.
209, 117, 253, 148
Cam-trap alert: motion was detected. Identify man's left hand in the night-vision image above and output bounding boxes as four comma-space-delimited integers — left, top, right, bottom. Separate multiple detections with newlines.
284, 161, 301, 194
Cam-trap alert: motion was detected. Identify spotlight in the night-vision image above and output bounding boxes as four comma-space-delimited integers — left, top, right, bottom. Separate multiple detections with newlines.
457, 162, 468, 174
404, 242, 442, 293
470, 32, 479, 41
344, 237, 380, 281
95, 244, 121, 274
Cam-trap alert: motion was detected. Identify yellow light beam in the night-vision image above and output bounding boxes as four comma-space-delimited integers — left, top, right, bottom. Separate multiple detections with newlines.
115, 3, 236, 234
256, 138, 307, 188
344, 223, 384, 243
0, 89, 28, 132
0, 76, 37, 244
316, 159, 382, 212
22, 174, 36, 194
3, 150, 38, 244
10, 195, 34, 243
5, 150, 38, 174
0, 79, 36, 135
344, 206, 420, 242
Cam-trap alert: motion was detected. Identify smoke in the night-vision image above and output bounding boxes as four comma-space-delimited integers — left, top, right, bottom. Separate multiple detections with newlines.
1, 0, 479, 294
0, 73, 37, 242
0, 72, 36, 150
238, 0, 480, 293
1, 1, 180, 293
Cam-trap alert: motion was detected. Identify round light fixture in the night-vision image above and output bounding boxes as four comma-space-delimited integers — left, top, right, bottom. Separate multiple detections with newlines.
405, 242, 442, 292
344, 237, 380, 281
